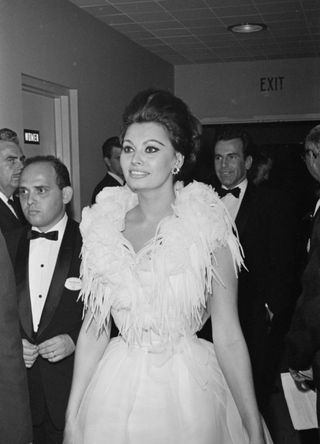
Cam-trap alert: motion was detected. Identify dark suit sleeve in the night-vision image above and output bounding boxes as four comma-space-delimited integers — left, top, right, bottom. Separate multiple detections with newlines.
286, 301, 316, 370
91, 184, 101, 204
0, 199, 26, 237
264, 189, 298, 315
91, 175, 108, 204
287, 219, 320, 370
0, 230, 32, 443
64, 226, 83, 345
67, 320, 83, 345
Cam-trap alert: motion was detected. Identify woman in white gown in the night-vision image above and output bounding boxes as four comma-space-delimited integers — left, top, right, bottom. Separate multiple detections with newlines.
64, 89, 272, 444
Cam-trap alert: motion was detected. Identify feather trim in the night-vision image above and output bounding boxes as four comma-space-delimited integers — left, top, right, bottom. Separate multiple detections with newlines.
79, 181, 243, 343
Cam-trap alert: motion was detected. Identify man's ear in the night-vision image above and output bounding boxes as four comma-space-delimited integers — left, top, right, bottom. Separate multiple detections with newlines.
62, 186, 73, 205
104, 157, 111, 169
245, 155, 253, 171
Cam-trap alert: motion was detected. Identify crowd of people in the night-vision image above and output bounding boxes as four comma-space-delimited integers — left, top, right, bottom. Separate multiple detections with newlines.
1, 89, 320, 444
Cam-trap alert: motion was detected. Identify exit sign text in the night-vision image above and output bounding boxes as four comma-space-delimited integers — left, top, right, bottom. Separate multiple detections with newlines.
260, 76, 285, 92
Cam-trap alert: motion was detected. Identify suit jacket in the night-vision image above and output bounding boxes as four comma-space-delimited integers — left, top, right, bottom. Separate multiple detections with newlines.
235, 183, 296, 323
91, 172, 122, 203
0, 230, 32, 443
0, 196, 26, 236
199, 182, 297, 406
287, 208, 320, 423
7, 218, 83, 430
201, 183, 296, 331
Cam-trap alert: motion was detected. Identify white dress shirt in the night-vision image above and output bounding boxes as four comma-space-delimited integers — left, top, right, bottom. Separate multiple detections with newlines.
221, 178, 248, 221
29, 213, 68, 332
314, 198, 320, 217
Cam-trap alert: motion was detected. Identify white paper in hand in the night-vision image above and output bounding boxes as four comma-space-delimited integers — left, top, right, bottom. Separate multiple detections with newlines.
281, 372, 318, 430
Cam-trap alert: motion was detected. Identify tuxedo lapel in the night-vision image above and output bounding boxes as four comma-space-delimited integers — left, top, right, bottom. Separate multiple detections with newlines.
11, 195, 26, 222
0, 199, 23, 232
37, 219, 76, 338
0, 199, 17, 220
15, 232, 34, 339
235, 184, 256, 237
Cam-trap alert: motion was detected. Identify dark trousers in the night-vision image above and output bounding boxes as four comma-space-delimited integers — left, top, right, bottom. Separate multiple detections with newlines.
298, 429, 319, 444
33, 403, 63, 444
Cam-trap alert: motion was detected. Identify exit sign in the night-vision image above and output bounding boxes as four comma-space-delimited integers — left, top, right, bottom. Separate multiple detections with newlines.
24, 129, 40, 144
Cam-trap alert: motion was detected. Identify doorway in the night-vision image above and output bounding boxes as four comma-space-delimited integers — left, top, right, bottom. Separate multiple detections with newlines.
21, 74, 81, 220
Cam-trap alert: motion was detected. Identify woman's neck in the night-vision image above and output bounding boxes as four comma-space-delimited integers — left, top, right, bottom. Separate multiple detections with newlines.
136, 186, 176, 223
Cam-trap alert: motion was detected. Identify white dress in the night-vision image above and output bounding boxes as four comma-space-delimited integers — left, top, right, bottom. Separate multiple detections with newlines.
74, 181, 272, 444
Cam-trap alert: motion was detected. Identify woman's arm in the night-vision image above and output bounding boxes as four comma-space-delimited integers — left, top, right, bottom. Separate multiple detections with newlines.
64, 311, 110, 434
210, 245, 266, 444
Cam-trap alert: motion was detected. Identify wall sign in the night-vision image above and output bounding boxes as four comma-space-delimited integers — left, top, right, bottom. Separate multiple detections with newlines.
24, 129, 40, 144
260, 76, 285, 92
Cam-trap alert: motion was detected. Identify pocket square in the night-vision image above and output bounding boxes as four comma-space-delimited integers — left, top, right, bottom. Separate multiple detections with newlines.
65, 277, 82, 291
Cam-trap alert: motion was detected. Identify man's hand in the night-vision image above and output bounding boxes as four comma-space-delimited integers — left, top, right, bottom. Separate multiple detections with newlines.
38, 334, 75, 363
22, 339, 39, 368
289, 367, 314, 391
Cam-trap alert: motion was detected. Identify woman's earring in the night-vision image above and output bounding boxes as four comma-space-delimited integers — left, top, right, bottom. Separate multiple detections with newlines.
171, 165, 180, 175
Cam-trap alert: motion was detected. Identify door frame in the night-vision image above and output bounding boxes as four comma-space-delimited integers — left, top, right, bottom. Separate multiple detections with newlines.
21, 74, 81, 221
201, 113, 320, 125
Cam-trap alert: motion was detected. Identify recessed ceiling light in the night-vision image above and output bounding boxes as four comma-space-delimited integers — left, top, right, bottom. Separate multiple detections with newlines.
228, 23, 267, 33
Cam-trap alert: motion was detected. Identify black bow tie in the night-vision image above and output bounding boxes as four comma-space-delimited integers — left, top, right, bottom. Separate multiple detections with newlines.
218, 187, 241, 198
28, 230, 59, 241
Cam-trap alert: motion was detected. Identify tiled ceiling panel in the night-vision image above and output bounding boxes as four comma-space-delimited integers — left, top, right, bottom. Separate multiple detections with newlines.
68, 0, 320, 64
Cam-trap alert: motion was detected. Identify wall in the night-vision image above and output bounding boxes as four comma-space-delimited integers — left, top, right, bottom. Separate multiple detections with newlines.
175, 58, 320, 123
0, 0, 173, 207
22, 91, 55, 158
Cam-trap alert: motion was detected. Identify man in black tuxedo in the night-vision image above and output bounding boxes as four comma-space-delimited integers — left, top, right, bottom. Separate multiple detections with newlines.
199, 127, 296, 412
91, 136, 124, 203
287, 124, 320, 433
0, 128, 26, 235
7, 155, 83, 444
0, 228, 32, 444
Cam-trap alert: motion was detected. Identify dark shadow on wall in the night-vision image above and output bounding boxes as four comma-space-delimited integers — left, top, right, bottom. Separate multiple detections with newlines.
188, 120, 319, 217
184, 120, 319, 279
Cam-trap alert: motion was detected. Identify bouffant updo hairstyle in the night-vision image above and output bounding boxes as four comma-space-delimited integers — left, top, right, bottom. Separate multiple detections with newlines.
120, 88, 201, 181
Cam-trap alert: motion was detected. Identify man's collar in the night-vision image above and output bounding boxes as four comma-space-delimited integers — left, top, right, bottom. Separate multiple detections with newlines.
108, 171, 124, 185
222, 178, 248, 191
0, 189, 12, 202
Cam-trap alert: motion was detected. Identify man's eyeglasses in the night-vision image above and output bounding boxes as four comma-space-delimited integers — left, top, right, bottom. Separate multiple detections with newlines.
301, 149, 320, 162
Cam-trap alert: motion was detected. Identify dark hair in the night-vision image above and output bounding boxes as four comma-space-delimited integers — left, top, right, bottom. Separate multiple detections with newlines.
0, 128, 20, 145
102, 136, 121, 159
23, 155, 71, 189
249, 150, 273, 184
215, 127, 253, 158
120, 88, 201, 180
305, 124, 320, 150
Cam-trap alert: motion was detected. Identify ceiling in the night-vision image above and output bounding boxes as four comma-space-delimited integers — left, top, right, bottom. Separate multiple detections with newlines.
68, 0, 320, 65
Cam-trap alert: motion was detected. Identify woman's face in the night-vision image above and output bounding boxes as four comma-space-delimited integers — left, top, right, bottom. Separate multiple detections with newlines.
121, 122, 183, 193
